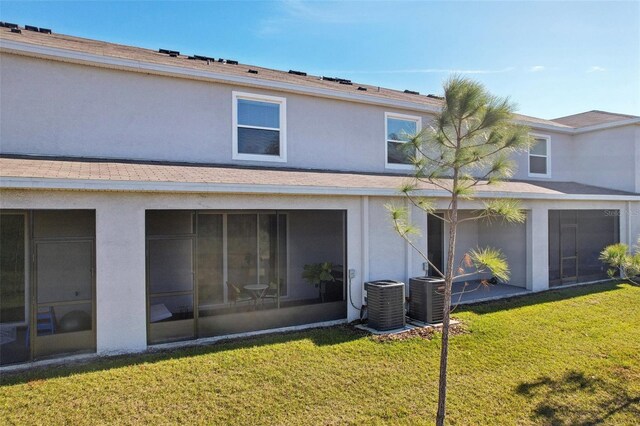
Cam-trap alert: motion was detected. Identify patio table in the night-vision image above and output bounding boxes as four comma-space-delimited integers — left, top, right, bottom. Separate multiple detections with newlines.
243, 284, 269, 307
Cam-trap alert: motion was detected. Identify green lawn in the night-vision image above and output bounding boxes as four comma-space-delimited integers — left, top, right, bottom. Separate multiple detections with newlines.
2, 282, 639, 425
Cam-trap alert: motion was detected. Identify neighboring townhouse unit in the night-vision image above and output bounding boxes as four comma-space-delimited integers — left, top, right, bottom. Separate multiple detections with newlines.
1, 26, 639, 366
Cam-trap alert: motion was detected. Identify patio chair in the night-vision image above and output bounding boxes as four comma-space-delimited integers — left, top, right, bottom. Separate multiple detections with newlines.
260, 282, 278, 306
26, 306, 56, 346
226, 282, 253, 305
37, 306, 56, 336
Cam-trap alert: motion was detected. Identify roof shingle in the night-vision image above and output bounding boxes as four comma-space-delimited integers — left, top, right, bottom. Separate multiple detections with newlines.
1, 156, 636, 198
553, 110, 640, 128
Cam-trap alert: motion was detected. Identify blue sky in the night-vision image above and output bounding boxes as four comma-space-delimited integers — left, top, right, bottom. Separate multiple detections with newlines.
1, 1, 638, 119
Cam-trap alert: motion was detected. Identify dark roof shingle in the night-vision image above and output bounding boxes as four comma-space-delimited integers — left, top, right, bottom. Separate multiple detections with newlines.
1, 156, 636, 198
553, 110, 640, 128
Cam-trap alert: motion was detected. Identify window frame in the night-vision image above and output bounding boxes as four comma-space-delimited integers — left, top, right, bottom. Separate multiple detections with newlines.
232, 91, 287, 163
528, 133, 551, 178
384, 112, 422, 170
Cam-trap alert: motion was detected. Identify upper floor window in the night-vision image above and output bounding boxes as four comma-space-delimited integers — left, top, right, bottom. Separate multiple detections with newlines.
528, 134, 551, 178
232, 92, 287, 162
385, 112, 421, 169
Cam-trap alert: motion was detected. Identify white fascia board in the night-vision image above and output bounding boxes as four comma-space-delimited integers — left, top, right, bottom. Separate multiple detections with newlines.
572, 118, 640, 134
513, 119, 574, 134
1, 176, 639, 201
514, 118, 640, 135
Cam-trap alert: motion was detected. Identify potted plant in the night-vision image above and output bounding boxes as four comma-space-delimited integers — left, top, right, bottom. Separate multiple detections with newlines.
302, 262, 335, 301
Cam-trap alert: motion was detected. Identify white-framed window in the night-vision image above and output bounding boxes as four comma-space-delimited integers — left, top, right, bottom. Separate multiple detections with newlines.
232, 91, 287, 162
385, 112, 421, 169
528, 134, 551, 178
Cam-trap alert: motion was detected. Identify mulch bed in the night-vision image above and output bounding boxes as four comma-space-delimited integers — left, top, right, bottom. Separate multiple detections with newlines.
370, 320, 467, 342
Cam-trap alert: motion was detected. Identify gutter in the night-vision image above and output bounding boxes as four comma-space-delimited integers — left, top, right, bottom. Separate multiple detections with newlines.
1, 176, 639, 201
570, 118, 640, 134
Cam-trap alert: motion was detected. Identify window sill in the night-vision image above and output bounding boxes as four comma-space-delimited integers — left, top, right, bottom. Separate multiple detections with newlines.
527, 173, 552, 179
233, 153, 287, 163
385, 163, 414, 171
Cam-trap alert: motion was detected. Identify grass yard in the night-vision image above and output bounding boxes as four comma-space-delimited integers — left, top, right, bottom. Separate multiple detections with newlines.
1, 282, 639, 425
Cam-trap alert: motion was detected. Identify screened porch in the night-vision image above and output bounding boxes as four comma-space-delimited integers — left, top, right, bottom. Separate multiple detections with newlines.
146, 210, 348, 344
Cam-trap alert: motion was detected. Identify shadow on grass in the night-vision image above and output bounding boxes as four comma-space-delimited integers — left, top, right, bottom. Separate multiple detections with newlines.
0, 325, 367, 386
516, 370, 640, 425
458, 281, 632, 316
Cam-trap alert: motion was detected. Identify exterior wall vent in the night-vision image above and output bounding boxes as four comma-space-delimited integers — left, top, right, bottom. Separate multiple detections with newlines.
408, 277, 445, 324
364, 280, 405, 331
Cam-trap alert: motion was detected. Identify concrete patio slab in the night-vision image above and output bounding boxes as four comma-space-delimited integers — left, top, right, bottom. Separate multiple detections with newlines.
452, 281, 530, 305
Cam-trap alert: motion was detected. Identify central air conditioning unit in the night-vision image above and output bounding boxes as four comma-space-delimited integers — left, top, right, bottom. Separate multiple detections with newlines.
408, 276, 445, 324
364, 280, 405, 331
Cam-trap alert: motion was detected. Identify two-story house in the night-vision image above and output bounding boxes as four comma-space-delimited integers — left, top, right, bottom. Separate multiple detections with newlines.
1, 25, 639, 367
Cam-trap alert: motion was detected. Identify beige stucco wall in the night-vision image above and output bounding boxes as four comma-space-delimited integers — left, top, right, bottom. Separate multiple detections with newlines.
510, 131, 576, 182
635, 126, 640, 193
3, 52, 636, 196
571, 126, 639, 192
0, 53, 429, 174
366, 197, 408, 282
628, 201, 640, 247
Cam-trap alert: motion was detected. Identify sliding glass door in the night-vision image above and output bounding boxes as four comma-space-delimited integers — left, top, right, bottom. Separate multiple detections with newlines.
0, 213, 28, 365
197, 213, 285, 337
1, 210, 96, 365
227, 214, 260, 293
32, 211, 96, 359
196, 214, 224, 313
146, 211, 196, 344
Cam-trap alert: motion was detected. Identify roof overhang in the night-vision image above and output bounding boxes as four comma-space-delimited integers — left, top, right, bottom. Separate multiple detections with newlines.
2, 176, 638, 201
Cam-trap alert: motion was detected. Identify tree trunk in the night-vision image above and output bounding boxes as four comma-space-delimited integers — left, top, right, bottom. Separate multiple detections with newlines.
436, 194, 458, 426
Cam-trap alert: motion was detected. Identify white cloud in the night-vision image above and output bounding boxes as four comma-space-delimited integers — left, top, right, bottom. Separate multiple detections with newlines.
587, 66, 606, 73
529, 66, 545, 72
281, 0, 360, 24
257, 0, 373, 36
312, 67, 516, 75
